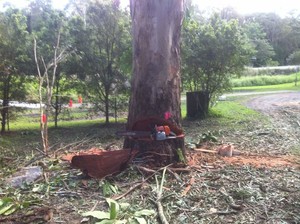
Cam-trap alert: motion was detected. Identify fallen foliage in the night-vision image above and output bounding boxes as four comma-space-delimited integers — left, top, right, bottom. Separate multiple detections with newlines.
1, 93, 300, 223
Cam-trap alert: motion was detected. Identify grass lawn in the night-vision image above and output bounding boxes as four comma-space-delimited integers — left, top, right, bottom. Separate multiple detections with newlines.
233, 82, 300, 92
209, 101, 262, 124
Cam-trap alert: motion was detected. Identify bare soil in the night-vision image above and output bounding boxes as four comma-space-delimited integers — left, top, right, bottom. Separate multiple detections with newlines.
245, 92, 300, 113
245, 92, 300, 154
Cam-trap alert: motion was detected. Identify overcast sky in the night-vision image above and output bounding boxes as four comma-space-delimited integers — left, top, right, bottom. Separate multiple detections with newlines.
196, 0, 300, 17
1, 0, 300, 17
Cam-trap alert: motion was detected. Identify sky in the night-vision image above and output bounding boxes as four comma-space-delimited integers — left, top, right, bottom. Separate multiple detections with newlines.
196, 0, 300, 17
1, 0, 300, 17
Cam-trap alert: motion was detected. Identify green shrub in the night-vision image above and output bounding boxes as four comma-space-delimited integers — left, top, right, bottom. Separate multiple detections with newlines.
243, 66, 300, 76
231, 74, 298, 87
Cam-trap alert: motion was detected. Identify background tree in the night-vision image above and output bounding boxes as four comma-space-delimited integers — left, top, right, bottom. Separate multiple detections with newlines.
246, 13, 299, 65
182, 13, 253, 116
0, 8, 29, 133
220, 7, 242, 22
207, 10, 300, 67
287, 50, 300, 65
65, 0, 89, 28
29, 0, 71, 151
67, 0, 131, 124
243, 22, 276, 67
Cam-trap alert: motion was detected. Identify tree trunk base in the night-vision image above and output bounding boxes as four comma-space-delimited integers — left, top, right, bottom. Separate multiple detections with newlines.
123, 117, 185, 166
130, 139, 185, 166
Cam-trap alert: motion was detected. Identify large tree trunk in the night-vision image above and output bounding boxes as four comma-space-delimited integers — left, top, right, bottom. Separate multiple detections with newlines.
125, 0, 184, 164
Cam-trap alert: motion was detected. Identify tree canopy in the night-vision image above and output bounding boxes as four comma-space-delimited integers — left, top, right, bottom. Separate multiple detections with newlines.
66, 0, 131, 124
0, 0, 300, 128
0, 8, 30, 132
182, 13, 253, 112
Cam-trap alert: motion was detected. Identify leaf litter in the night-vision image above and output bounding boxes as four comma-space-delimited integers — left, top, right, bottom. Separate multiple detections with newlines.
0, 95, 300, 223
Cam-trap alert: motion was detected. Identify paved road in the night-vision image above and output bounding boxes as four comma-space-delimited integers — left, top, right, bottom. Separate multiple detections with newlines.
224, 90, 297, 98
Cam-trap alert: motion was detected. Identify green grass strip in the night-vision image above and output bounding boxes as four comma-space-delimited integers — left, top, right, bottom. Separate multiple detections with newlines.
233, 82, 300, 92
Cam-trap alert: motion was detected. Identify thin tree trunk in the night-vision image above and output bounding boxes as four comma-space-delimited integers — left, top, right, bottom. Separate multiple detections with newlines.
1, 77, 10, 133
34, 38, 48, 153
6, 78, 10, 131
54, 76, 60, 128
34, 31, 66, 153
104, 92, 109, 124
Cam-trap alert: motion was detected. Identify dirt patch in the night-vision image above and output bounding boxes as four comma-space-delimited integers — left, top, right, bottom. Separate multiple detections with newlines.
245, 92, 300, 114
237, 92, 300, 154
245, 92, 300, 131
222, 154, 299, 168
187, 148, 300, 169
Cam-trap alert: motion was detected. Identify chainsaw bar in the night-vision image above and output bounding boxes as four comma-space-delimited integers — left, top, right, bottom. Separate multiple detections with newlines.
115, 131, 153, 138
116, 130, 182, 141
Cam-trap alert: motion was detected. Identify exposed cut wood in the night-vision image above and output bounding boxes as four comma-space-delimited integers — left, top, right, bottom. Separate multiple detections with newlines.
194, 148, 217, 153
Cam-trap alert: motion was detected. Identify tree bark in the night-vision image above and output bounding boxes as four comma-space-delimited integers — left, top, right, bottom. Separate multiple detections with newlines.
104, 89, 110, 124
125, 0, 184, 164
54, 76, 60, 128
1, 76, 11, 133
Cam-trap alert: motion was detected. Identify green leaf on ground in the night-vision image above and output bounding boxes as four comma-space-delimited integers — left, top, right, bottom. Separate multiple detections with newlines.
135, 217, 147, 224
134, 209, 155, 217
110, 201, 117, 220
0, 204, 14, 215
82, 211, 110, 220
